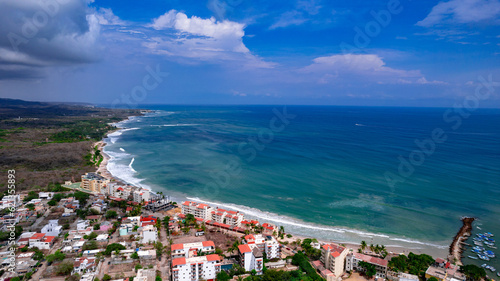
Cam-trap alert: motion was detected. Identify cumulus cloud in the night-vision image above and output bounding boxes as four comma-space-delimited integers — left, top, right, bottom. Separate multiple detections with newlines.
270, 0, 322, 29
95, 8, 125, 26
417, 0, 500, 27
146, 10, 273, 68
0, 0, 104, 80
302, 54, 444, 85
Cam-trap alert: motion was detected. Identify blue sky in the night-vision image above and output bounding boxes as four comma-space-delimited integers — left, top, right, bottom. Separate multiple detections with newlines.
0, 0, 499, 107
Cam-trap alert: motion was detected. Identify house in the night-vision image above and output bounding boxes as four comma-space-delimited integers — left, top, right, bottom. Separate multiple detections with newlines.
238, 244, 263, 275
39, 192, 54, 200
0, 195, 21, 210
140, 225, 158, 243
96, 234, 109, 241
136, 268, 157, 281
100, 221, 113, 232
171, 254, 221, 281
90, 202, 106, 213
41, 220, 62, 237
346, 252, 388, 278
77, 220, 90, 230
73, 257, 98, 275
29, 233, 55, 250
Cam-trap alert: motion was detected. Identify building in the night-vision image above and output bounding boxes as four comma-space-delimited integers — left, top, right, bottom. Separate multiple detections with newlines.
319, 243, 348, 278
73, 257, 97, 275
140, 225, 158, 243
425, 258, 466, 281
38, 192, 54, 200
181, 201, 213, 220
345, 252, 388, 278
107, 183, 132, 199
76, 220, 90, 231
29, 233, 55, 250
81, 172, 109, 193
133, 189, 151, 203
210, 207, 245, 226
171, 241, 216, 259
41, 220, 62, 237
0, 195, 21, 210
171, 254, 221, 281
243, 234, 280, 259
238, 244, 264, 275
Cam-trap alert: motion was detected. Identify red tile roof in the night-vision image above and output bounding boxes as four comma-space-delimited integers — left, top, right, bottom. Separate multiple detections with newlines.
30, 233, 45, 240
206, 254, 220, 262
172, 257, 186, 267
353, 253, 388, 267
238, 244, 252, 253
202, 241, 215, 248
43, 236, 55, 243
171, 244, 184, 251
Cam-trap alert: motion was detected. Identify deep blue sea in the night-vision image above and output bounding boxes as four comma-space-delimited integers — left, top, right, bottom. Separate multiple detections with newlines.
104, 106, 500, 267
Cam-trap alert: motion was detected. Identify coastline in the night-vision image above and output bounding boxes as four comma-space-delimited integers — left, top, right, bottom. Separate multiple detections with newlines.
448, 217, 475, 265
96, 111, 453, 261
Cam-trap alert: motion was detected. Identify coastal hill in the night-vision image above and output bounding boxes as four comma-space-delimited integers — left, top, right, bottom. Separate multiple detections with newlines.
0, 98, 141, 191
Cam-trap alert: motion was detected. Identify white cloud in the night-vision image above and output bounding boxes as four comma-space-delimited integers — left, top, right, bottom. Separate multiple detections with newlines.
269, 0, 322, 29
146, 10, 273, 68
95, 8, 125, 26
302, 54, 445, 85
417, 0, 500, 27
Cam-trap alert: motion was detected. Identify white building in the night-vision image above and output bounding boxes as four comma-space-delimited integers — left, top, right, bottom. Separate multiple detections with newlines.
181, 201, 213, 220
238, 244, 264, 275
107, 183, 132, 199
345, 252, 388, 278
41, 220, 62, 237
210, 207, 245, 226
171, 241, 216, 259
243, 234, 280, 259
133, 189, 150, 203
171, 254, 221, 281
73, 257, 97, 275
76, 220, 90, 231
319, 243, 348, 278
140, 225, 158, 243
0, 195, 21, 210
29, 233, 55, 250
39, 192, 54, 200
136, 268, 156, 281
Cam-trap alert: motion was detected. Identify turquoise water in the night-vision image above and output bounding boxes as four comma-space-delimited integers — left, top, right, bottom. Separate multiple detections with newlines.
104, 106, 500, 264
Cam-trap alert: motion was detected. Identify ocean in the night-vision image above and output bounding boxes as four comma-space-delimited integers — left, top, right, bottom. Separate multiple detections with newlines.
103, 105, 500, 267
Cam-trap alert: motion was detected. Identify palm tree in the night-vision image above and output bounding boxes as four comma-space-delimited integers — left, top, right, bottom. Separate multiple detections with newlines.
229, 240, 240, 255
369, 244, 375, 253
360, 241, 367, 252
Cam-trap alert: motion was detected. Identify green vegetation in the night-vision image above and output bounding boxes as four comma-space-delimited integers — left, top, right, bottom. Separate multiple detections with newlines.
460, 264, 487, 281
50, 119, 114, 143
105, 210, 118, 219
102, 274, 111, 281
0, 226, 23, 241
82, 240, 99, 251
46, 250, 66, 263
301, 238, 322, 260
291, 252, 324, 281
104, 243, 126, 256
56, 261, 74, 275
388, 252, 434, 275
358, 261, 377, 278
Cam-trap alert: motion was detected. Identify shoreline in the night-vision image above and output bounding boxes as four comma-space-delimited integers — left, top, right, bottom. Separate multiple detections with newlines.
448, 217, 475, 265
96, 111, 453, 260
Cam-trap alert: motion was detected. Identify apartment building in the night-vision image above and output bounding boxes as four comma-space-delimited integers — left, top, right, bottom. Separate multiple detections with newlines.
238, 244, 264, 275
243, 234, 281, 259
181, 201, 213, 220
140, 225, 158, 243
210, 207, 245, 226
171, 254, 221, 281
171, 241, 216, 259
346, 252, 388, 278
133, 189, 151, 203
320, 243, 348, 278
29, 233, 55, 250
81, 172, 109, 193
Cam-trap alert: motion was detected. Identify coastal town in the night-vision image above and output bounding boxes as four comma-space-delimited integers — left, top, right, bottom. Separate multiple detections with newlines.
0, 167, 496, 281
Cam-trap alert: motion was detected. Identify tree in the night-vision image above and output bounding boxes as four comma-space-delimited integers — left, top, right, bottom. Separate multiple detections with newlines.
25, 203, 35, 211
104, 243, 126, 256
461, 264, 486, 281
102, 274, 111, 281
46, 250, 66, 263
216, 271, 231, 281
135, 264, 142, 271
428, 277, 439, 281
48, 200, 57, 206
105, 210, 118, 219
131, 252, 139, 259
360, 241, 367, 252
82, 240, 99, 251
359, 261, 377, 278
56, 261, 74, 276
66, 274, 81, 281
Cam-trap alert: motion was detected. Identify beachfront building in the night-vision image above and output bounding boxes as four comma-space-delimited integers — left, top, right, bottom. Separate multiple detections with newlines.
238, 244, 264, 274
243, 234, 281, 259
41, 220, 62, 237
210, 207, 245, 226
133, 189, 151, 203
171, 241, 216, 259
107, 183, 133, 199
171, 254, 222, 281
319, 243, 348, 278
81, 172, 109, 193
345, 252, 388, 278
181, 201, 213, 220
425, 258, 466, 281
